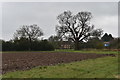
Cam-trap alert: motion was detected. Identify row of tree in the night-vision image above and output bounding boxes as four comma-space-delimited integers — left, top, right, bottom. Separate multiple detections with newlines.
1, 32, 119, 51
1, 10, 119, 51
79, 37, 119, 49
2, 39, 54, 51
48, 34, 119, 50
1, 24, 55, 51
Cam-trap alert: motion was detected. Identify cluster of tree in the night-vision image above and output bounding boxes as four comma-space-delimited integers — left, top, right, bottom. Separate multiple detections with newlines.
79, 37, 104, 49
101, 33, 114, 42
2, 24, 54, 51
55, 10, 119, 50
83, 36, 119, 50
100, 33, 119, 49
48, 35, 62, 49
1, 10, 119, 51
81, 37, 119, 49
56, 11, 103, 50
2, 39, 54, 51
48, 33, 119, 50
109, 38, 120, 49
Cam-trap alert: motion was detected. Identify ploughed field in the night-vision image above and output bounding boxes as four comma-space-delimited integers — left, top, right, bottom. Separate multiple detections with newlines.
2, 52, 115, 74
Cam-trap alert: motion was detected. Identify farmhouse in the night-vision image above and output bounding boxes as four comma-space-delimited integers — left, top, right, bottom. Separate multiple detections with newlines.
60, 41, 73, 49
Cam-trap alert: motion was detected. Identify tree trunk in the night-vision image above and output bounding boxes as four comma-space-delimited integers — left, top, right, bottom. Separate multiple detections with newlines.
74, 40, 80, 50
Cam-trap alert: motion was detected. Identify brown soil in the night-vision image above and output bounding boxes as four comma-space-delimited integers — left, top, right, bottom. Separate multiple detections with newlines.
2, 52, 116, 74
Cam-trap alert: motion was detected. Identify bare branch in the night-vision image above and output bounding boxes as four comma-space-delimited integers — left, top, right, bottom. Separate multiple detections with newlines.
56, 10, 103, 50
14, 24, 43, 41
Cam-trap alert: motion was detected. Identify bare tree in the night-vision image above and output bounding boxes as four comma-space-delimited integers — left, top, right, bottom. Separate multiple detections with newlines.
14, 24, 43, 50
56, 11, 103, 50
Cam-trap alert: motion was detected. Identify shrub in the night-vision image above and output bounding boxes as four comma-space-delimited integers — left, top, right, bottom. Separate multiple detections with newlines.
2, 39, 55, 51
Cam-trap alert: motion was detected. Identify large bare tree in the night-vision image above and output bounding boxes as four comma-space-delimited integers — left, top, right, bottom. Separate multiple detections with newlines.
56, 11, 103, 50
14, 24, 43, 50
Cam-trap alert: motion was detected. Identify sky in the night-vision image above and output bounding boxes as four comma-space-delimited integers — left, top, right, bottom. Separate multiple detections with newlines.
1, 2, 118, 41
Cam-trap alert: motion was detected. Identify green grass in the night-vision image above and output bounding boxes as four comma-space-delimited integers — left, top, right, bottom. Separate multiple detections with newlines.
55, 49, 118, 54
1, 49, 118, 54
2, 56, 118, 78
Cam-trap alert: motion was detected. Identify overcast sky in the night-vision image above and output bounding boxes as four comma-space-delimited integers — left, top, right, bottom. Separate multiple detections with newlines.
1, 2, 118, 41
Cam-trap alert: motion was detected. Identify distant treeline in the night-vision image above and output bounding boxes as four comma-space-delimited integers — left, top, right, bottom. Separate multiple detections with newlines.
79, 37, 119, 49
1, 38, 54, 51
48, 33, 120, 50
1, 33, 119, 51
